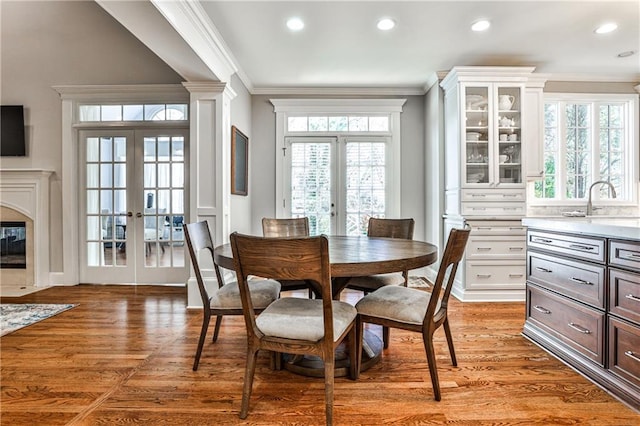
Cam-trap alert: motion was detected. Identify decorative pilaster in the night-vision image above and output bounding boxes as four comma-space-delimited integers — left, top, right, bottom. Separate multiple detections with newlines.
182, 82, 236, 308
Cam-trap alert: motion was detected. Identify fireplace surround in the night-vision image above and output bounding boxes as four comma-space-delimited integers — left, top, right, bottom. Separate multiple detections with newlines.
0, 169, 53, 287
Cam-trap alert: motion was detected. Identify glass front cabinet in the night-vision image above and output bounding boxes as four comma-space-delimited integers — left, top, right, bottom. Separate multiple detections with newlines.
440, 67, 546, 303
463, 84, 523, 187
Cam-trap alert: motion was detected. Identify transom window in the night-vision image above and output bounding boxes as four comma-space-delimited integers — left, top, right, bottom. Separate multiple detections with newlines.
79, 104, 188, 122
287, 115, 389, 132
534, 94, 637, 204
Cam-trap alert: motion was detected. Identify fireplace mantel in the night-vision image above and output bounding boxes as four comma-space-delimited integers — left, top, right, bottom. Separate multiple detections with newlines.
0, 169, 54, 286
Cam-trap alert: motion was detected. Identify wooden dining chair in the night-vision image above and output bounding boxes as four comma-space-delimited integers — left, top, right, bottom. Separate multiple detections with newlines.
355, 227, 470, 401
262, 217, 315, 297
230, 232, 358, 425
347, 217, 415, 347
183, 221, 281, 371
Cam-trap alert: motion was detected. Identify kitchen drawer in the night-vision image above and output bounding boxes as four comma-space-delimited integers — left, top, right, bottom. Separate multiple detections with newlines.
527, 284, 605, 365
610, 239, 640, 273
527, 230, 605, 264
608, 316, 640, 388
528, 251, 606, 309
468, 220, 526, 235
462, 202, 525, 217
609, 268, 640, 324
462, 188, 525, 202
467, 235, 526, 259
466, 261, 525, 290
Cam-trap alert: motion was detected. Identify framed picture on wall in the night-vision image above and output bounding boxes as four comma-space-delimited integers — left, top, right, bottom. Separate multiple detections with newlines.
231, 125, 248, 196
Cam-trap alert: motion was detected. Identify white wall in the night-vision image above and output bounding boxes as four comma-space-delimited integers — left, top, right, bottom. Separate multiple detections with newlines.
249, 94, 426, 238
0, 1, 184, 272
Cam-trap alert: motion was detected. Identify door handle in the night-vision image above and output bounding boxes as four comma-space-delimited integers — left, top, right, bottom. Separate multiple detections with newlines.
136, 212, 142, 218
127, 211, 133, 217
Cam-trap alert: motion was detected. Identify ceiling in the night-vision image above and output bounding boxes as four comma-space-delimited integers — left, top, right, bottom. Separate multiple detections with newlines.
103, 1, 640, 93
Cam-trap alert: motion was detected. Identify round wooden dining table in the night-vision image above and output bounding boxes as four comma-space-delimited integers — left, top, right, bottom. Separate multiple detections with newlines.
214, 235, 438, 377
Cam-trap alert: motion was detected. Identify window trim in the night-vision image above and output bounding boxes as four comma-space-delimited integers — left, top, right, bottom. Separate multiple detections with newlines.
529, 92, 639, 207
271, 98, 405, 223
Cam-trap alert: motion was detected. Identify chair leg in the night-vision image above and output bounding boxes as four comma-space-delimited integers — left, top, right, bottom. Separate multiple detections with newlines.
443, 318, 457, 366
382, 326, 390, 349
240, 346, 259, 420
193, 314, 211, 371
212, 315, 223, 342
348, 326, 358, 380
423, 332, 442, 401
323, 351, 335, 426
355, 316, 364, 379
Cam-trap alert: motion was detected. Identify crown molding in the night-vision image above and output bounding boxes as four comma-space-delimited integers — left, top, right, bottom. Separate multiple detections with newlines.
543, 73, 640, 83
53, 84, 188, 101
253, 86, 424, 96
151, 0, 238, 84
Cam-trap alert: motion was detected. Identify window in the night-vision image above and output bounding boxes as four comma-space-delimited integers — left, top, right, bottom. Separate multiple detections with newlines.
534, 94, 637, 204
79, 104, 188, 122
287, 115, 389, 132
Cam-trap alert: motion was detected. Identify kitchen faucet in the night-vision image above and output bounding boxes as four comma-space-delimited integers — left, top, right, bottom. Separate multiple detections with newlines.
586, 180, 616, 215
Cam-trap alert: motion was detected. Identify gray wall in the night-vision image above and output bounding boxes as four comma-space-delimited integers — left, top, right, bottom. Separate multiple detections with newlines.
1, 1, 183, 271
229, 73, 253, 234
249, 94, 426, 239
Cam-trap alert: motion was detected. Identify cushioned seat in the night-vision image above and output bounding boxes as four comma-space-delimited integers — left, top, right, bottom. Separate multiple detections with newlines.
347, 272, 405, 290
257, 298, 356, 341
356, 285, 433, 325
212, 279, 281, 310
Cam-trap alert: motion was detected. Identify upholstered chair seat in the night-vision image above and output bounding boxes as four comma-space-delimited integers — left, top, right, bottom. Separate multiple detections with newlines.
347, 272, 405, 290
256, 298, 357, 341
211, 279, 281, 310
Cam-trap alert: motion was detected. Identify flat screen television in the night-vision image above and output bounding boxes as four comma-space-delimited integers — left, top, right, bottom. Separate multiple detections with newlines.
1, 105, 26, 156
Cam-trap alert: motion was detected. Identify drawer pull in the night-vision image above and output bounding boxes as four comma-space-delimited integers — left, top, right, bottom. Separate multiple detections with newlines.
569, 244, 594, 251
477, 227, 492, 230
535, 266, 552, 273
477, 247, 492, 251
476, 274, 492, 278
509, 273, 524, 278
624, 351, 640, 363
509, 247, 523, 251
623, 253, 640, 261
471, 194, 486, 197
568, 322, 591, 334
472, 207, 487, 211
504, 207, 517, 211
533, 305, 551, 314
502, 194, 518, 198
625, 294, 640, 302
510, 227, 524, 231
569, 277, 593, 286
533, 238, 553, 244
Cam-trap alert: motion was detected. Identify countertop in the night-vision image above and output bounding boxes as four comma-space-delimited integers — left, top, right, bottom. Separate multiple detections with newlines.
521, 216, 640, 240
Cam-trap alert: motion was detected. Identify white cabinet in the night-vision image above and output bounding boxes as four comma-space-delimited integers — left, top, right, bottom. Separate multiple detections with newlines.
440, 67, 546, 302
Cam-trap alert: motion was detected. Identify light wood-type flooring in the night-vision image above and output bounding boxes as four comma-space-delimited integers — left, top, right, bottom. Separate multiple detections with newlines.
1, 284, 638, 425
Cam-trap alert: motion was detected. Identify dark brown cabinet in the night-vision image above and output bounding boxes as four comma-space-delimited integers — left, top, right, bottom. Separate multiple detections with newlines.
523, 228, 640, 410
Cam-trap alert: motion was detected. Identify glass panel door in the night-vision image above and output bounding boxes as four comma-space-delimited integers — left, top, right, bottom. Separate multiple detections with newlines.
496, 86, 522, 185
79, 129, 188, 284
463, 86, 490, 185
286, 137, 336, 235
137, 132, 187, 283
81, 130, 135, 283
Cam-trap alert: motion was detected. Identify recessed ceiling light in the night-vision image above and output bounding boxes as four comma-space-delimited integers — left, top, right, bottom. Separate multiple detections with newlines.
377, 18, 395, 31
618, 50, 635, 58
595, 22, 618, 34
286, 17, 304, 31
471, 20, 491, 32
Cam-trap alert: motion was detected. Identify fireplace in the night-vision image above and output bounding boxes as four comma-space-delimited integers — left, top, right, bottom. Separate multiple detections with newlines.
0, 221, 27, 269
0, 169, 53, 287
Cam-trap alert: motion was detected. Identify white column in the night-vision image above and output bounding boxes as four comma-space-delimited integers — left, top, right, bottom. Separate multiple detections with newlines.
183, 82, 236, 308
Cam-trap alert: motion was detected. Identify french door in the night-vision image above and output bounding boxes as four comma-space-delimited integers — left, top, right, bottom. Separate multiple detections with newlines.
79, 129, 189, 284
283, 136, 391, 235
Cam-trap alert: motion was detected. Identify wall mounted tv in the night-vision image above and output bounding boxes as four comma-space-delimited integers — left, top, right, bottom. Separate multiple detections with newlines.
1, 105, 26, 156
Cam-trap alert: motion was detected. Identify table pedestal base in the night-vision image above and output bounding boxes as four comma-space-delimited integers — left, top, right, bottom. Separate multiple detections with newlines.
282, 330, 382, 378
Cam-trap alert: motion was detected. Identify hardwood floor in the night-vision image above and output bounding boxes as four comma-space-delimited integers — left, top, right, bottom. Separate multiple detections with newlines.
1, 285, 638, 425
